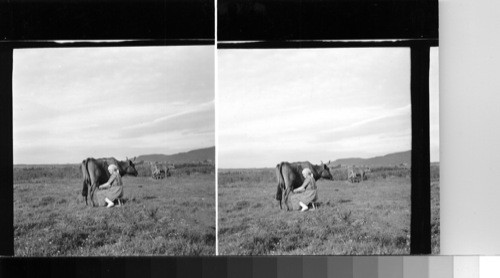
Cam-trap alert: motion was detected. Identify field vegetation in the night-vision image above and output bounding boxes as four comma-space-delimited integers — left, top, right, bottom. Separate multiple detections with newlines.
218, 165, 439, 255
14, 162, 214, 182
14, 164, 215, 256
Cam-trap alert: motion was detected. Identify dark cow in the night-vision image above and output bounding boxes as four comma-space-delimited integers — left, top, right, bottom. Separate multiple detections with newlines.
81, 157, 138, 207
275, 161, 333, 211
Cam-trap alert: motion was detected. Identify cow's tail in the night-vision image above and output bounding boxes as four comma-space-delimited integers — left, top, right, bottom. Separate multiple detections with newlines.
276, 162, 289, 210
275, 163, 284, 201
81, 158, 91, 205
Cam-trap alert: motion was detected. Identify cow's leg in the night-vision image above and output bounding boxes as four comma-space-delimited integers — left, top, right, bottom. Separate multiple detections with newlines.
282, 190, 286, 210
82, 181, 88, 206
89, 185, 94, 207
89, 183, 97, 207
283, 187, 292, 211
276, 183, 283, 209
280, 189, 288, 210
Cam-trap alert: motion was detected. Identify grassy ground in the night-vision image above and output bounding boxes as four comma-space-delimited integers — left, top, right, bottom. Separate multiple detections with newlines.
218, 168, 440, 255
14, 173, 215, 256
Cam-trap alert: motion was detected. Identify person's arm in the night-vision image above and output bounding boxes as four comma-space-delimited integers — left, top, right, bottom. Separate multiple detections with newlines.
100, 173, 117, 189
293, 177, 311, 192
100, 182, 110, 189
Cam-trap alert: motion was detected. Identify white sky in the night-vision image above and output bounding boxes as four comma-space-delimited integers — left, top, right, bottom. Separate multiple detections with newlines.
218, 47, 439, 168
13, 46, 214, 164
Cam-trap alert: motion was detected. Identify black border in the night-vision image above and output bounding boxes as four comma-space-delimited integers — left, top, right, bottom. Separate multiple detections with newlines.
410, 44, 431, 254
1, 0, 214, 40
218, 40, 438, 49
0, 46, 14, 257
218, 0, 438, 41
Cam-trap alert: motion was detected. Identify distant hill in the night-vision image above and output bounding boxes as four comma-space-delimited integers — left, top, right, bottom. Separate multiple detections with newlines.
136, 146, 214, 164
330, 150, 411, 167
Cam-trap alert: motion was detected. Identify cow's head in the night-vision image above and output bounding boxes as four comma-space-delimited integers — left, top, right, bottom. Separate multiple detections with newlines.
124, 157, 139, 177
319, 163, 333, 180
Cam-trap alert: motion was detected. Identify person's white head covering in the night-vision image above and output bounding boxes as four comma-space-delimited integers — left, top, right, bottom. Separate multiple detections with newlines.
108, 164, 118, 173
302, 168, 312, 177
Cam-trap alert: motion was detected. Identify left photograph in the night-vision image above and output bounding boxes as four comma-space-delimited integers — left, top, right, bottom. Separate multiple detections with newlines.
13, 45, 215, 256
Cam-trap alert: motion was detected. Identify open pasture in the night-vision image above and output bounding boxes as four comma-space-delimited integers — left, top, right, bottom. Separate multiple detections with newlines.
14, 165, 215, 256
218, 167, 439, 255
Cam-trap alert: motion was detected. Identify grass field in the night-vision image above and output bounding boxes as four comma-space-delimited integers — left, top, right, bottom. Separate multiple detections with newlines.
218, 167, 440, 255
14, 166, 215, 256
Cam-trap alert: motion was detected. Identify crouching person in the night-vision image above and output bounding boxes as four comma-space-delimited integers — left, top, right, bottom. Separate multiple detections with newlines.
97, 164, 124, 208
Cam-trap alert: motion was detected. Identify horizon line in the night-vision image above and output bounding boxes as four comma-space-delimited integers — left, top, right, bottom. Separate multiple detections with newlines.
13, 145, 216, 165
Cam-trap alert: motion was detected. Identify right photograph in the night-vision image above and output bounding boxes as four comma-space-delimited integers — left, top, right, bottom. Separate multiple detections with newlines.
217, 47, 439, 255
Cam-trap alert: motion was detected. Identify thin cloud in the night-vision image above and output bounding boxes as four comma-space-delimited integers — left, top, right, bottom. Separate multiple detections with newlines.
13, 46, 214, 164
116, 103, 215, 139
218, 48, 414, 168
316, 105, 411, 142
119, 101, 214, 132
